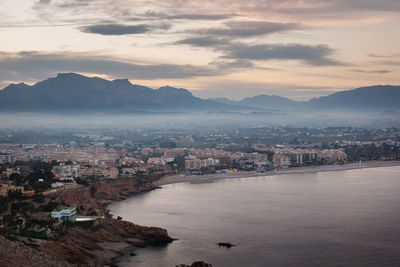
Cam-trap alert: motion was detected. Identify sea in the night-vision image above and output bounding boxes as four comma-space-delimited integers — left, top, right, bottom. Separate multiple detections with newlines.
109, 166, 400, 267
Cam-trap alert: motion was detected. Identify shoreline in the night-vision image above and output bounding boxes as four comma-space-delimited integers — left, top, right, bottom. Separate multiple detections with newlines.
155, 161, 400, 186
108, 160, 400, 265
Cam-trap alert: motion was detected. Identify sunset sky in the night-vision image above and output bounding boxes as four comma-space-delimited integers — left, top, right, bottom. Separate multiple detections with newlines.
0, 0, 399, 100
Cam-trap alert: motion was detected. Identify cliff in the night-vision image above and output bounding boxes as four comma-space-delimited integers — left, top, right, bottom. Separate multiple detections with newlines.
57, 178, 160, 216
41, 218, 173, 265
0, 235, 72, 267
0, 176, 173, 266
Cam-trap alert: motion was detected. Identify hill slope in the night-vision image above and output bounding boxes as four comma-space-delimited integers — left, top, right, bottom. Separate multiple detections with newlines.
308, 85, 400, 111
0, 73, 228, 112
0, 74, 399, 112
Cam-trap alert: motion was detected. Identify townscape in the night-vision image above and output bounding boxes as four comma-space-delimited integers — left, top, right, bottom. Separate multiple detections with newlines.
2, 126, 399, 184
1, 126, 399, 264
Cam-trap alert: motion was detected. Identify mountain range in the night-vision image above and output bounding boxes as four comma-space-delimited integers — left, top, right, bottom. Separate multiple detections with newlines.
0, 73, 399, 113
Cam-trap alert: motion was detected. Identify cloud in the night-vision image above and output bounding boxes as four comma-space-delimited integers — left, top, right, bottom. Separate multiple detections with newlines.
80, 23, 171, 35
193, 20, 303, 37
176, 37, 230, 47
37, 0, 51, 4
224, 43, 342, 66
351, 69, 391, 74
177, 36, 342, 66
368, 53, 400, 58
0, 51, 223, 88
209, 59, 254, 70
29, 0, 400, 31
143, 11, 237, 21
56, 0, 91, 9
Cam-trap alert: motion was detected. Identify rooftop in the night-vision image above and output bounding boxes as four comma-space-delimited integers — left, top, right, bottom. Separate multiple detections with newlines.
54, 206, 76, 212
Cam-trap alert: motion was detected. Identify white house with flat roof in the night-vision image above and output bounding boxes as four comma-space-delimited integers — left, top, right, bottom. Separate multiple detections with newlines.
51, 207, 77, 221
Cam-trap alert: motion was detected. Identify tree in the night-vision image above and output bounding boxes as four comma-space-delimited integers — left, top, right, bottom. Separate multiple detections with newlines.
10, 173, 23, 186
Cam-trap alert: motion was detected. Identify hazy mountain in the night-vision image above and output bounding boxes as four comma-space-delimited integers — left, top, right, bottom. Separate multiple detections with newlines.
308, 85, 400, 111
238, 95, 303, 110
208, 97, 238, 106
0, 73, 234, 112
0, 74, 399, 113
214, 85, 400, 112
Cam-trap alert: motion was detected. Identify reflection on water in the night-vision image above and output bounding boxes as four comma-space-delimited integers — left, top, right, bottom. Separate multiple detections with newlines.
109, 167, 400, 267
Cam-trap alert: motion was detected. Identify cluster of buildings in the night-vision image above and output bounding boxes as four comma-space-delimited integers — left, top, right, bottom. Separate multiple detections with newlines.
52, 163, 119, 180
0, 143, 350, 180
271, 148, 347, 168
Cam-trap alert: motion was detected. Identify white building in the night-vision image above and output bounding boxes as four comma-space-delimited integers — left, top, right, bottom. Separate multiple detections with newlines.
51, 207, 77, 221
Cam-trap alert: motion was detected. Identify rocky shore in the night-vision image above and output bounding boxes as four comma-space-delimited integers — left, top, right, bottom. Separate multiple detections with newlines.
41, 218, 173, 266
0, 176, 174, 266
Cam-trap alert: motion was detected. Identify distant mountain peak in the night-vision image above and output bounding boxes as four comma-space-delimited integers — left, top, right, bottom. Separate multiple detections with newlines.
56, 72, 86, 79
112, 78, 132, 86
0, 73, 226, 112
2, 82, 29, 91
158, 86, 193, 96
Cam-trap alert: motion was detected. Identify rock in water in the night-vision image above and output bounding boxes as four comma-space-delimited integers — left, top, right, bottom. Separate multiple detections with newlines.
217, 242, 235, 248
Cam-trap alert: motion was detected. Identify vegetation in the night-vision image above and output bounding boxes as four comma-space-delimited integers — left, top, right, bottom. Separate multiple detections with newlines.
345, 144, 400, 162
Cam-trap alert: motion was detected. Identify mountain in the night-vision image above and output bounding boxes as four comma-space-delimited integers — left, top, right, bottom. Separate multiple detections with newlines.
213, 85, 400, 112
0, 74, 399, 113
308, 85, 400, 111
238, 95, 303, 110
208, 97, 238, 106
0, 73, 236, 112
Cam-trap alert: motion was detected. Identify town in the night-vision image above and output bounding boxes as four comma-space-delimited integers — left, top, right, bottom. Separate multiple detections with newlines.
1, 126, 399, 187
0, 126, 399, 265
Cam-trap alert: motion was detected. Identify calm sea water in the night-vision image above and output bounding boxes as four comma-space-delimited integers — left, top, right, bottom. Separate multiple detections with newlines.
109, 167, 400, 267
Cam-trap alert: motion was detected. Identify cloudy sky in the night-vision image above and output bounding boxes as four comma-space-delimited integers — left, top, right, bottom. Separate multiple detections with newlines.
0, 0, 399, 100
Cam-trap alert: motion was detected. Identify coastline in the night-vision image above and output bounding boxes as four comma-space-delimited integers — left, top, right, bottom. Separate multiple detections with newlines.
19, 161, 397, 266
155, 161, 400, 186
1, 177, 174, 266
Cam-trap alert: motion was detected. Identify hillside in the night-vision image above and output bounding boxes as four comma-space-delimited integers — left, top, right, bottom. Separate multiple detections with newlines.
0, 73, 229, 112
0, 74, 399, 112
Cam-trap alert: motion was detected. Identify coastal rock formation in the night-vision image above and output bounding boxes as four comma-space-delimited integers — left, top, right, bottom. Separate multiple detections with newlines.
40, 218, 173, 265
0, 176, 173, 266
0, 235, 72, 267
39, 177, 174, 265
217, 242, 235, 248
177, 261, 213, 267
57, 177, 160, 216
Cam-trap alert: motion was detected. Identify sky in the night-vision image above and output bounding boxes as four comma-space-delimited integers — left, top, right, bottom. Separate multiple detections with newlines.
0, 0, 399, 100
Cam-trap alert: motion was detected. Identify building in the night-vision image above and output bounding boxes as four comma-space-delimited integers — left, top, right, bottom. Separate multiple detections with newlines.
0, 154, 15, 164
147, 157, 174, 166
273, 155, 291, 168
185, 157, 219, 170
52, 164, 80, 179
51, 207, 77, 221
163, 148, 185, 158
319, 149, 347, 164
79, 166, 119, 179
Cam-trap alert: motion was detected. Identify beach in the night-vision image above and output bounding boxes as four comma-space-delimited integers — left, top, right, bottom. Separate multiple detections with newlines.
155, 161, 400, 186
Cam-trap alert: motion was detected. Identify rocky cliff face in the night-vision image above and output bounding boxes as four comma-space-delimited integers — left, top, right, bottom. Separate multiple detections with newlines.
57, 178, 159, 216
0, 176, 173, 266
44, 176, 173, 265
0, 235, 72, 267
41, 218, 173, 266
